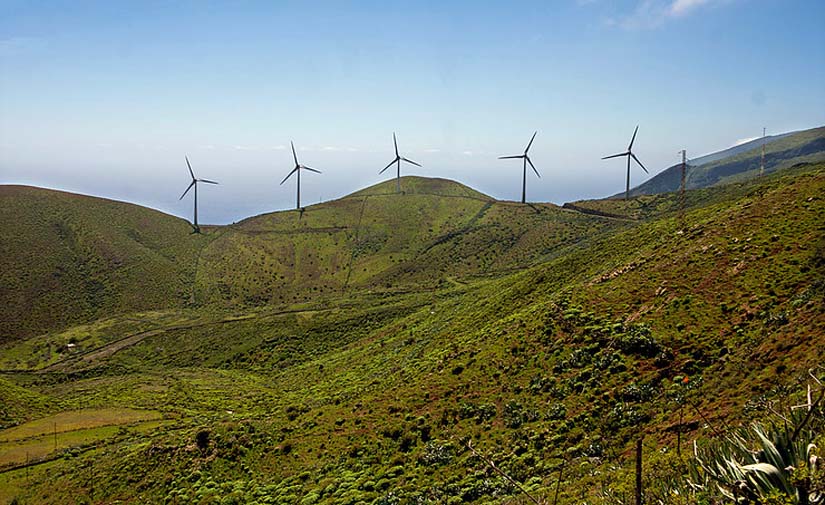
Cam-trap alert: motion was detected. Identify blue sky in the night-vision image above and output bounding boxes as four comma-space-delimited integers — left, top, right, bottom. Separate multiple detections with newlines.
1, 0, 824, 223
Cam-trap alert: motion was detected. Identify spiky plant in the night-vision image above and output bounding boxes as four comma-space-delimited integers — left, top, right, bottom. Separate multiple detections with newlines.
683, 391, 823, 504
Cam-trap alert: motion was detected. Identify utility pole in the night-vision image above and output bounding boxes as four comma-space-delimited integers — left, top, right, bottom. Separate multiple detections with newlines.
679, 150, 687, 229
760, 127, 766, 176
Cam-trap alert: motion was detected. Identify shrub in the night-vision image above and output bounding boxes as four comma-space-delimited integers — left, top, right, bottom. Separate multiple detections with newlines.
196, 429, 210, 450
504, 401, 525, 429
419, 441, 454, 466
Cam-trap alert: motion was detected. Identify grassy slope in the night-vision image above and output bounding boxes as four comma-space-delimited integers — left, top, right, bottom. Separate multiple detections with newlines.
688, 131, 792, 166
626, 125, 825, 197
1, 165, 822, 503
195, 177, 620, 306
0, 178, 619, 343
0, 186, 211, 343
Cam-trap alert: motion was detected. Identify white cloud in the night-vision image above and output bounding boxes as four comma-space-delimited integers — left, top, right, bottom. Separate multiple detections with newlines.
732, 136, 759, 147
613, 0, 723, 29
423, 148, 441, 153
462, 150, 474, 156
669, 0, 710, 16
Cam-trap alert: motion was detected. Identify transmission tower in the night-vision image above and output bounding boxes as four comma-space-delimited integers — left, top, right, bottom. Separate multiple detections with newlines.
679, 149, 687, 228
760, 127, 766, 176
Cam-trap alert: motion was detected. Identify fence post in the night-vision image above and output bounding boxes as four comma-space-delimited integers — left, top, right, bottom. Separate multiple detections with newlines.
635, 437, 643, 505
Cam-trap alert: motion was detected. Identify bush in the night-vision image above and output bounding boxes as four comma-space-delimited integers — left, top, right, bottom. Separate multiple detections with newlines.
419, 441, 454, 466
196, 429, 210, 450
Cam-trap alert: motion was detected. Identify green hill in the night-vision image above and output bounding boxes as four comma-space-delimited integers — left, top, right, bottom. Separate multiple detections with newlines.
347, 175, 493, 200
195, 176, 619, 306
624, 125, 825, 197
0, 167, 823, 504
0, 177, 618, 340
0, 186, 211, 344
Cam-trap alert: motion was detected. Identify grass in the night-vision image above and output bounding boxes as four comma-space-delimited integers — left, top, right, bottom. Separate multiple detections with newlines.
0, 186, 212, 344
0, 408, 161, 442
0, 164, 822, 503
628, 125, 825, 197
0, 421, 166, 468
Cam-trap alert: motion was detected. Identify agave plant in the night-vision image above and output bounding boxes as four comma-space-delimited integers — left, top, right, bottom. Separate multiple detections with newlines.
685, 406, 822, 504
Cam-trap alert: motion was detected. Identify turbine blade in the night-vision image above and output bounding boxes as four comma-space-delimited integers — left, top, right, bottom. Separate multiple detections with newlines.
200, 179, 219, 184
525, 131, 537, 154
379, 157, 399, 174
628, 125, 639, 150
401, 157, 421, 167
185, 156, 195, 180
527, 157, 540, 178
179, 180, 196, 200
499, 155, 524, 160
291, 141, 299, 166
602, 152, 628, 160
280, 167, 298, 185
393, 132, 399, 158
631, 152, 649, 173
302, 165, 322, 174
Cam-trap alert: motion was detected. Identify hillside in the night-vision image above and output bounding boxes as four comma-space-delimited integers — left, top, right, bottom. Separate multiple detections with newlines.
0, 186, 212, 344
623, 125, 825, 197
0, 178, 620, 340
688, 131, 792, 166
0, 165, 822, 504
194, 177, 620, 306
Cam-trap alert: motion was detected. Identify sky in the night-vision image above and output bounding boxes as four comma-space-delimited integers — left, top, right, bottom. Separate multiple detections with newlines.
1, 0, 824, 224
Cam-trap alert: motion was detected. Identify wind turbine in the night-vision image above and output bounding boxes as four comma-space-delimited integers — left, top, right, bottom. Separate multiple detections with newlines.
281, 141, 321, 210
179, 156, 218, 234
602, 125, 649, 200
379, 133, 421, 193
499, 131, 540, 203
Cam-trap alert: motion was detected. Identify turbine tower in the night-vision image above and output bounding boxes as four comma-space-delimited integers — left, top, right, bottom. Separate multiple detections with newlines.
379, 133, 421, 193
499, 131, 540, 204
602, 125, 648, 200
281, 141, 321, 210
179, 156, 218, 234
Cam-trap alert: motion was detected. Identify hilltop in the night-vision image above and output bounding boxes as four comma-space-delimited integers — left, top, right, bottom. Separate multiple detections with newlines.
197, 176, 619, 307
346, 176, 493, 200
0, 166, 823, 504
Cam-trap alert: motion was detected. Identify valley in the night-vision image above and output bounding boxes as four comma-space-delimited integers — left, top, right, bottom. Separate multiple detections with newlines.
1, 163, 823, 503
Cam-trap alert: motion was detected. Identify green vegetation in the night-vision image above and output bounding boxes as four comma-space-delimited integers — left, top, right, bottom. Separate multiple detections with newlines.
627, 125, 825, 197
0, 186, 211, 343
0, 165, 823, 503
